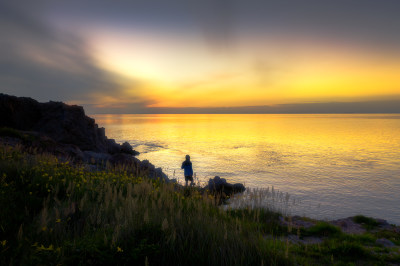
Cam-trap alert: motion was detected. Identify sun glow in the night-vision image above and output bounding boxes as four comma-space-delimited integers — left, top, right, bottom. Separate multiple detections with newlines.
89, 29, 400, 108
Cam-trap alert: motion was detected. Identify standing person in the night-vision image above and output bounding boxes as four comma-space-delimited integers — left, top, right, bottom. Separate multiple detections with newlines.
181, 155, 194, 186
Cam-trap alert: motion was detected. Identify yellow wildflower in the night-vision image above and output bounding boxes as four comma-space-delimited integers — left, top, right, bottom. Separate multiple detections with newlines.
56, 219, 61, 223
42, 226, 47, 231
36, 244, 54, 251
117, 246, 123, 252
1, 240, 6, 246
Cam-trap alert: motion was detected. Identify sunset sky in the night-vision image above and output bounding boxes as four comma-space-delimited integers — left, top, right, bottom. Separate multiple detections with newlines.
1, 0, 400, 113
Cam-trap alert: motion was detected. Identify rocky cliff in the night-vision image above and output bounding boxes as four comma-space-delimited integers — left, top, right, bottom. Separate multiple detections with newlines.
0, 93, 136, 154
0, 93, 168, 181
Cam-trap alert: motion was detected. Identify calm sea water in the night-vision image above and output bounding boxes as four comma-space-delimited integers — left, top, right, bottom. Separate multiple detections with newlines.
93, 114, 400, 224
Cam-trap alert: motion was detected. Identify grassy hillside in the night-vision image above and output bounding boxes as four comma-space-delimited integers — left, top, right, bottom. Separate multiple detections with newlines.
1, 143, 399, 265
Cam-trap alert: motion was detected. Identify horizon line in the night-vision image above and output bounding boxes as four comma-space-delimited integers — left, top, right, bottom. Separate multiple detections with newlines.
86, 99, 400, 115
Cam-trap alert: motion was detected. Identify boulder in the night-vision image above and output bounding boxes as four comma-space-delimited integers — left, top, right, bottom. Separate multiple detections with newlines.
232, 183, 246, 193
109, 153, 140, 167
108, 154, 169, 182
105, 139, 121, 154
376, 238, 396, 247
205, 176, 246, 195
330, 217, 366, 234
121, 141, 139, 155
139, 160, 169, 182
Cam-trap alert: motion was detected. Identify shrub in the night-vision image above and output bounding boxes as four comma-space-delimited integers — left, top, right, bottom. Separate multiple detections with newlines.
353, 215, 379, 229
305, 222, 342, 237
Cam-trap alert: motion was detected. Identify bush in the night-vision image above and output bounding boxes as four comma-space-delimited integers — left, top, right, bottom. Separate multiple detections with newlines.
305, 222, 342, 237
353, 215, 379, 229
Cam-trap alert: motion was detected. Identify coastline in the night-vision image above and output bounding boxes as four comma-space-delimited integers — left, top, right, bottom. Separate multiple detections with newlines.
1, 141, 400, 265
1, 93, 400, 264
94, 113, 400, 225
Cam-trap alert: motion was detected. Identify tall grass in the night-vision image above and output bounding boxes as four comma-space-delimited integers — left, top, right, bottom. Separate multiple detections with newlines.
0, 144, 291, 265
2, 144, 398, 265
227, 187, 294, 217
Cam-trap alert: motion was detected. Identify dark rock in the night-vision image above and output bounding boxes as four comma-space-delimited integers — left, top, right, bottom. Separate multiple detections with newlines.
139, 160, 169, 182
205, 176, 246, 196
106, 139, 120, 154
0, 94, 41, 129
285, 234, 323, 245
52, 143, 84, 162
35, 101, 107, 152
330, 217, 366, 234
1, 93, 169, 181
109, 153, 140, 166
83, 151, 111, 165
108, 154, 168, 182
121, 141, 139, 155
207, 176, 227, 190
279, 216, 316, 229
376, 238, 396, 247
375, 219, 393, 231
0, 93, 139, 155
232, 183, 246, 193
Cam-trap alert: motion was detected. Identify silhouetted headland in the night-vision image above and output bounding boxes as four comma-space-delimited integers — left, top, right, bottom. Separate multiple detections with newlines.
0, 93, 246, 195
0, 93, 170, 181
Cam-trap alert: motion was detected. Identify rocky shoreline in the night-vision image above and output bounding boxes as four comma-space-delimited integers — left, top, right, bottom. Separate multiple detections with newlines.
0, 93, 171, 180
2, 93, 399, 233
279, 215, 400, 246
1, 93, 400, 263
0, 93, 246, 196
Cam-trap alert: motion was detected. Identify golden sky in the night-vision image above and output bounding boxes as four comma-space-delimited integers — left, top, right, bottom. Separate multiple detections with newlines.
91, 30, 400, 108
1, 1, 400, 113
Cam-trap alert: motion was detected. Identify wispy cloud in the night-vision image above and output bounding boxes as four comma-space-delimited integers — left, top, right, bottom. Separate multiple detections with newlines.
1, 1, 400, 114
87, 99, 400, 114
0, 2, 134, 104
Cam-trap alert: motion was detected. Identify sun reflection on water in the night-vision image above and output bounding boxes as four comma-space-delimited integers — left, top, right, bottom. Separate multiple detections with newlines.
93, 114, 400, 224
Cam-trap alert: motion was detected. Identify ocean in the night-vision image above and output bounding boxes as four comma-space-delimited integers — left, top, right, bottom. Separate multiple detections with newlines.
93, 114, 400, 224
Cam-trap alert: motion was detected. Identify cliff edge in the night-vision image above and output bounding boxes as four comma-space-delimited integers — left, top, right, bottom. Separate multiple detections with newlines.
0, 93, 168, 181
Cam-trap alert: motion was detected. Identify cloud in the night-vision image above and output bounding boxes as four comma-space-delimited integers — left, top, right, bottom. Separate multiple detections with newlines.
191, 0, 236, 54
1, 1, 399, 115
94, 99, 400, 114
84, 99, 156, 114
0, 2, 127, 103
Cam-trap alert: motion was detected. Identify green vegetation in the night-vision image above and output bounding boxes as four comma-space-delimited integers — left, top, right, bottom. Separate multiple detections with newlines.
303, 222, 342, 238
0, 127, 39, 143
1, 144, 399, 265
353, 215, 380, 230
0, 127, 26, 140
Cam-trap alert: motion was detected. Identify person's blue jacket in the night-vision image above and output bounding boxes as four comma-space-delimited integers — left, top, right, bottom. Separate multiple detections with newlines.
181, 161, 193, 176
